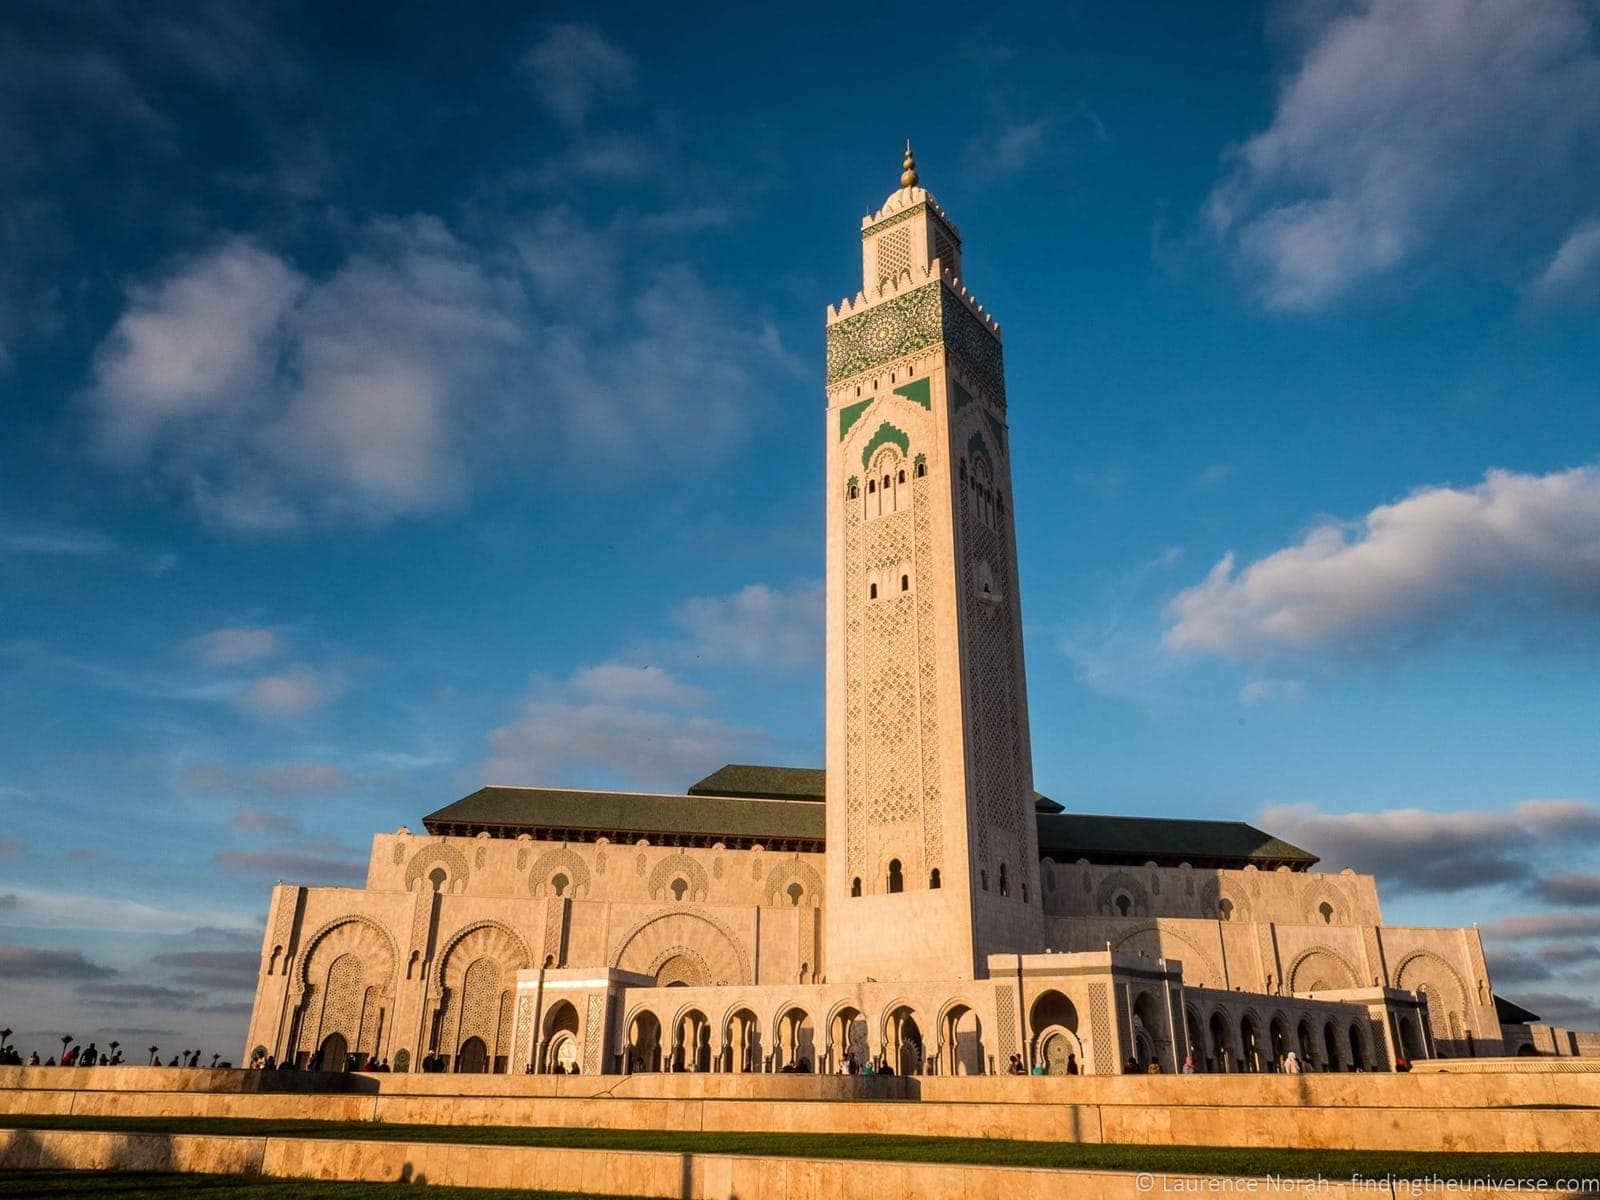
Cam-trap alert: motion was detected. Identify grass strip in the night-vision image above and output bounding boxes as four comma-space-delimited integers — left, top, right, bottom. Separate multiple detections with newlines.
2, 1113, 1596, 1183
0, 1170, 626, 1198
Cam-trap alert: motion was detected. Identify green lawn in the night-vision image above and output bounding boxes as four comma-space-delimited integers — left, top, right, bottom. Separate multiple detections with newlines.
0, 1172, 625, 1198
2, 1114, 1597, 1184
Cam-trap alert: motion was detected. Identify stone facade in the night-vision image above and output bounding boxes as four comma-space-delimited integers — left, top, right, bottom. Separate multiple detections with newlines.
243, 152, 1518, 1078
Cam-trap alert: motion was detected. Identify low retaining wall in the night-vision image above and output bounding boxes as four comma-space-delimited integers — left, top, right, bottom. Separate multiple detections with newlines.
0, 1128, 1577, 1200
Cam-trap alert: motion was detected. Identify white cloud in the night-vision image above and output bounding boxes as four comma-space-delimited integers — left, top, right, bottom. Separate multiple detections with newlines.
1206, 0, 1600, 309
483, 663, 766, 791
231, 664, 338, 719
1164, 464, 1600, 664
182, 626, 284, 668
670, 582, 823, 670
965, 119, 1055, 178
1484, 912, 1600, 941
0, 885, 255, 935
1194, 464, 1232, 489
1526, 217, 1600, 306
520, 24, 634, 127
87, 213, 787, 530
1238, 678, 1303, 706
179, 761, 356, 797
0, 527, 116, 557
1260, 798, 1600, 893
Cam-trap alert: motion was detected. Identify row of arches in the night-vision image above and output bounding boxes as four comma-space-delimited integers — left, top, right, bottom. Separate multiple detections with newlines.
1179, 1003, 1391, 1073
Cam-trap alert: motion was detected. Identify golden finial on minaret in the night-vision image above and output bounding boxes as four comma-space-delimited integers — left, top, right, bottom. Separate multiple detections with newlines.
900, 139, 918, 189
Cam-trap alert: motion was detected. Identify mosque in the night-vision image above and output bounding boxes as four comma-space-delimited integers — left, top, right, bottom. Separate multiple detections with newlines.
243, 148, 1527, 1078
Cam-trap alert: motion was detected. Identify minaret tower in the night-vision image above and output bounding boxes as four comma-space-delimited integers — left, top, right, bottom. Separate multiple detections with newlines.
823, 146, 1042, 982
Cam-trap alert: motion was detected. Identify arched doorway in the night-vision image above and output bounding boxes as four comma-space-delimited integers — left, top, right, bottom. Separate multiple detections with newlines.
457, 1035, 488, 1074
940, 1003, 985, 1075
1269, 1015, 1290, 1068
1297, 1018, 1316, 1067
1398, 1014, 1423, 1061
1185, 1007, 1206, 1071
1322, 1021, 1342, 1072
1347, 1023, 1365, 1071
1208, 1011, 1233, 1073
725, 1008, 760, 1073
884, 1005, 923, 1075
1132, 991, 1166, 1071
1239, 1013, 1263, 1073
674, 1009, 711, 1073
542, 1000, 579, 1073
774, 1007, 816, 1071
627, 1010, 662, 1072
317, 1032, 348, 1072
1029, 990, 1081, 1074
830, 1006, 868, 1073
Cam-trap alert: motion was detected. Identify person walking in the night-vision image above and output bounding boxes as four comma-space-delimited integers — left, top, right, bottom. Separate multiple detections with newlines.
1282, 1050, 1302, 1075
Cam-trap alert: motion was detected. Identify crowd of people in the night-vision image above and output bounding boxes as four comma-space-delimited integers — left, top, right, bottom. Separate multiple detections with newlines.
0, 1038, 229, 1069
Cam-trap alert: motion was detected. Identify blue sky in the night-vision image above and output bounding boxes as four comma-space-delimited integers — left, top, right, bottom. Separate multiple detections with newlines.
3, 0, 1600, 1057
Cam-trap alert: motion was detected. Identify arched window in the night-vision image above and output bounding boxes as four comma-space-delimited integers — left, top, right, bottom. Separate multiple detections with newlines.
915, 461, 926, 478
900, 574, 909, 591
551, 873, 569, 897
847, 481, 859, 500
850, 877, 862, 897
787, 882, 804, 907
1219, 898, 1234, 922
897, 469, 905, 484
1318, 901, 1334, 925
980, 869, 988, 892
887, 859, 904, 894
671, 878, 689, 902
999, 863, 1010, 897
1022, 883, 1028, 903
1115, 893, 1131, 917
882, 474, 890, 489
929, 868, 941, 889
868, 479, 876, 493
869, 583, 878, 600
959, 459, 967, 480
428, 867, 447, 893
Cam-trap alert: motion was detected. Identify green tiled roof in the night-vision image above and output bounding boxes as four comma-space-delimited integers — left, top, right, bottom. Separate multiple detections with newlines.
424, 785, 825, 846
423, 765, 1315, 869
688, 764, 825, 802
1036, 813, 1317, 868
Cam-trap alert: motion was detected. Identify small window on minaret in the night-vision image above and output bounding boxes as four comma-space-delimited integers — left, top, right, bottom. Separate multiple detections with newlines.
851, 877, 862, 897
980, 870, 988, 892
959, 460, 967, 481
915, 462, 926, 478
999, 864, 1010, 897
868, 479, 876, 493
882, 474, 890, 489
888, 859, 904, 893
929, 869, 941, 889
900, 574, 909, 591
897, 469, 905, 484
869, 583, 877, 600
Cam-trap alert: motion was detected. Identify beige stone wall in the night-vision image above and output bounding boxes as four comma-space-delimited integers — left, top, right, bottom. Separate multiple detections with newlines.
1041, 860, 1381, 925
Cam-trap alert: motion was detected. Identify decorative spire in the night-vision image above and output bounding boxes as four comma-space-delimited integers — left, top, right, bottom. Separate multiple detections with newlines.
900, 139, 918, 189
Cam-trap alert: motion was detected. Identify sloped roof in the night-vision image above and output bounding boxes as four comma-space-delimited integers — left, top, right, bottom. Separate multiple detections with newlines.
1035, 812, 1318, 869
423, 766, 1315, 869
688, 764, 825, 801
424, 785, 824, 847
1494, 994, 1542, 1025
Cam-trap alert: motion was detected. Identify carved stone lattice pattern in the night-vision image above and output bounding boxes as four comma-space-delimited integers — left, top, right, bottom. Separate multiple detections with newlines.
584, 993, 605, 1074
1094, 872, 1151, 916
611, 909, 749, 986
650, 945, 710, 987
516, 844, 528, 871
764, 859, 824, 907
1256, 924, 1279, 992
863, 507, 918, 830
861, 202, 926, 240
474, 845, 486, 869
914, 483, 942, 870
403, 842, 470, 894
496, 991, 514, 1059
528, 847, 592, 898
356, 987, 381, 1055
648, 852, 710, 902
876, 228, 912, 288
303, 952, 364, 1053
958, 434, 1026, 868
635, 853, 646, 877
392, 844, 405, 865
1089, 983, 1114, 1075
1362, 927, 1385, 987
1394, 951, 1469, 1046
458, 957, 501, 1051
271, 889, 297, 962
1288, 947, 1359, 993
843, 501, 865, 874
512, 996, 535, 1071
595, 850, 606, 876
435, 922, 530, 992
541, 898, 563, 967
995, 985, 1018, 1056
407, 895, 430, 957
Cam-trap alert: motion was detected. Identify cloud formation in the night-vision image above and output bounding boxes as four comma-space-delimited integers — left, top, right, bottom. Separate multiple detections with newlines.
520, 24, 635, 127
1260, 798, 1600, 894
231, 664, 339, 719
213, 850, 366, 888
483, 663, 768, 791
182, 626, 283, 667
1206, 0, 1600, 309
179, 761, 356, 797
1527, 217, 1600, 306
0, 945, 115, 980
1164, 464, 1600, 664
670, 582, 823, 670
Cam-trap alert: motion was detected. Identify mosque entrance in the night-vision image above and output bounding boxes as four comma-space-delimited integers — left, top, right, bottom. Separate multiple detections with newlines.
317, 1032, 347, 1072
1040, 1030, 1082, 1074
457, 1036, 488, 1073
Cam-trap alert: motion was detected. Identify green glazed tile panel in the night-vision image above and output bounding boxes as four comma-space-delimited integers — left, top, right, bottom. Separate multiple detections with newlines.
825, 282, 941, 384
838, 398, 873, 441
892, 376, 932, 410
861, 421, 911, 469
